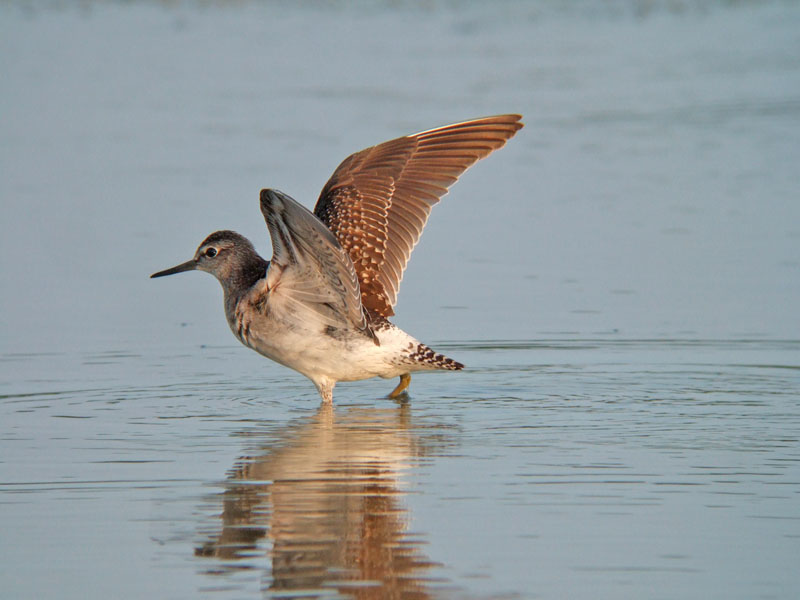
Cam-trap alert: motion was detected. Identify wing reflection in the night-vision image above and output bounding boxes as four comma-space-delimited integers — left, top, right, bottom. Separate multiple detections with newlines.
197, 403, 451, 598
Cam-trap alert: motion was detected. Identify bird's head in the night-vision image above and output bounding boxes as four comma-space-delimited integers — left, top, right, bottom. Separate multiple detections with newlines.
151, 230, 265, 290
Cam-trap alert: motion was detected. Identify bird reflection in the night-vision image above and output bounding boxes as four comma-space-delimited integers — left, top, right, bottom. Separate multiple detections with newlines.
196, 402, 451, 598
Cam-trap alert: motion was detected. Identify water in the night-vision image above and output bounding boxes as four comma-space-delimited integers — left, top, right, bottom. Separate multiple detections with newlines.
1, 1, 799, 598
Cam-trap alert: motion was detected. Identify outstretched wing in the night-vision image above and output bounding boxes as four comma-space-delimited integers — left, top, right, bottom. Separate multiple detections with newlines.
259, 188, 374, 340
313, 114, 523, 317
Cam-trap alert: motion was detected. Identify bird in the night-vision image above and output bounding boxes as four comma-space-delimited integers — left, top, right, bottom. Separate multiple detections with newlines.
151, 114, 523, 403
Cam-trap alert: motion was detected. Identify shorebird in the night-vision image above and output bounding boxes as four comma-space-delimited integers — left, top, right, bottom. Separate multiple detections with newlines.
151, 114, 523, 402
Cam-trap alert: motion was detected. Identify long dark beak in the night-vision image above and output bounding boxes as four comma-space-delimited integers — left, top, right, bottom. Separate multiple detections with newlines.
150, 259, 197, 278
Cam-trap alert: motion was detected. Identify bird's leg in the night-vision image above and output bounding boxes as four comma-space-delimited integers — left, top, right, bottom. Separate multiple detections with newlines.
315, 378, 335, 404
388, 373, 411, 398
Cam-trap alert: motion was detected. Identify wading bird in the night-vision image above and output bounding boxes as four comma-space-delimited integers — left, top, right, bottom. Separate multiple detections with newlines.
151, 115, 523, 402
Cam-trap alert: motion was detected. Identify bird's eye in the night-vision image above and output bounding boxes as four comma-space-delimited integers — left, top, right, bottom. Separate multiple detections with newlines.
205, 247, 218, 258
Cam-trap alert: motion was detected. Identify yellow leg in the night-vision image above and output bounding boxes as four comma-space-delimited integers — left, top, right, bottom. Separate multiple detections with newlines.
388, 373, 411, 398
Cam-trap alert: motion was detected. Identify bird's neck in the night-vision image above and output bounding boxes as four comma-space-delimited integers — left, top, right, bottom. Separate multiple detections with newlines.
221, 254, 269, 305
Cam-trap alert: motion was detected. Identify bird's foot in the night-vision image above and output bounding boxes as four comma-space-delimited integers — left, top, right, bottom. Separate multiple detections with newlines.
388, 373, 411, 399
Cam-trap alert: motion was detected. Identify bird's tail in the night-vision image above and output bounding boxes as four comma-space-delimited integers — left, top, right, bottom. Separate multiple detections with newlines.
410, 343, 464, 371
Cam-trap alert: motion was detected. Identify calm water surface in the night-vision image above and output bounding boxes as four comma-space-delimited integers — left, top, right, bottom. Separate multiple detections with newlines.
2, 2, 799, 599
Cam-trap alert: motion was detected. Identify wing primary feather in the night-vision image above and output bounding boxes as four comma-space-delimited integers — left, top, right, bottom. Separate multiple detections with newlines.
259, 188, 375, 339
314, 115, 523, 317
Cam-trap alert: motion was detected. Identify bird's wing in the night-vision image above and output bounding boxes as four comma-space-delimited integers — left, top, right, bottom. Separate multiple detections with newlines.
260, 188, 374, 340
313, 114, 523, 317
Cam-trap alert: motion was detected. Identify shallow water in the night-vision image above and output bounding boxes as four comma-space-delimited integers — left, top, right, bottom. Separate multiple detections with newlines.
2, 1, 799, 599
3, 339, 799, 598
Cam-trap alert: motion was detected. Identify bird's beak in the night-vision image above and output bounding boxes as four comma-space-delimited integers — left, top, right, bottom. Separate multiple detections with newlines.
150, 259, 197, 278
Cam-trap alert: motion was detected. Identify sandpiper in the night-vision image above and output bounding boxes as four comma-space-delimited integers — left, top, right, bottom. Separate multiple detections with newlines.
151, 114, 523, 402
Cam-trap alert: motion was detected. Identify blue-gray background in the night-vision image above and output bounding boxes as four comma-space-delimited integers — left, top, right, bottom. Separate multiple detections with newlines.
1, 2, 799, 599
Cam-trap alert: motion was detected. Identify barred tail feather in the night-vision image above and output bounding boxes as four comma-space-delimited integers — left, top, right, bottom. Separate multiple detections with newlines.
437, 354, 464, 371
410, 343, 464, 371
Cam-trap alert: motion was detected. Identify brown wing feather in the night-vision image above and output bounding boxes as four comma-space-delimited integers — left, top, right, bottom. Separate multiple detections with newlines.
314, 114, 523, 317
